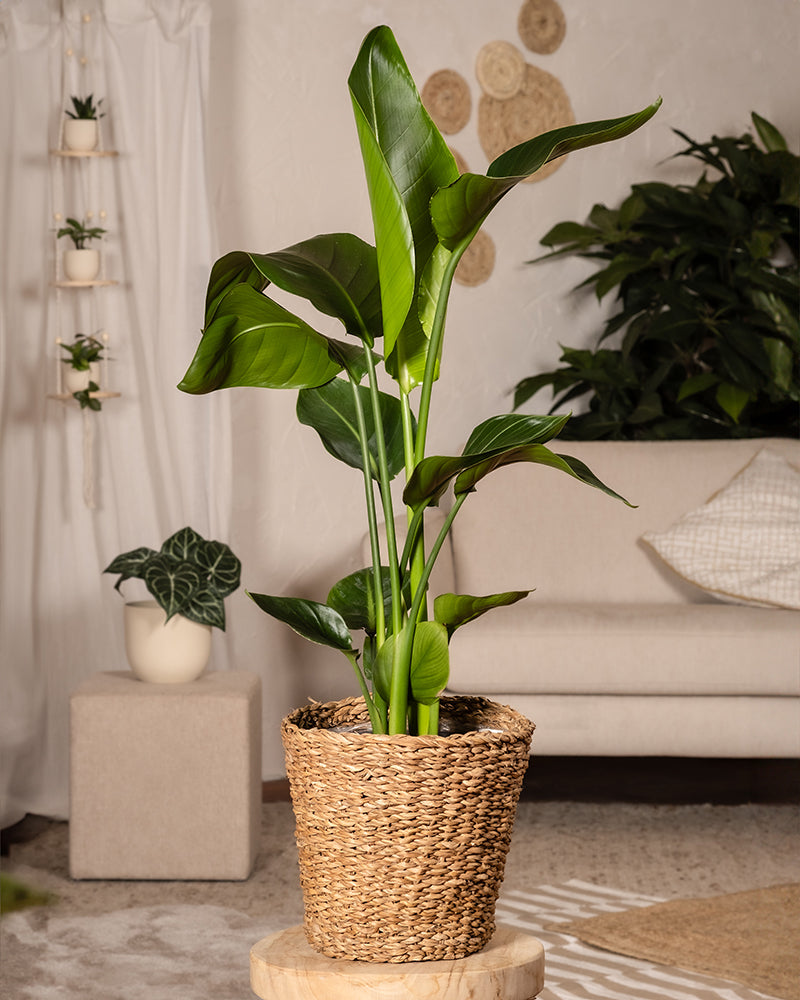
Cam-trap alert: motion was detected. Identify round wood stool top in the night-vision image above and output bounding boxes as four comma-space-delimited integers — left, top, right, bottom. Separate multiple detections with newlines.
250, 924, 545, 999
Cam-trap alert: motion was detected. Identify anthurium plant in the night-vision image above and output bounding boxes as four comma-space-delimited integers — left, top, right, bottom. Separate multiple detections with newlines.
104, 527, 241, 630
179, 26, 660, 736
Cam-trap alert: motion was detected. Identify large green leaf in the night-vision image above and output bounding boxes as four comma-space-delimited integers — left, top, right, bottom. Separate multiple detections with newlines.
373, 621, 450, 706
404, 413, 575, 506
348, 25, 458, 362
160, 526, 202, 563
434, 591, 530, 639
431, 101, 662, 251
246, 235, 383, 345
204, 251, 269, 321
296, 378, 408, 480
179, 284, 344, 394
248, 592, 353, 651
327, 567, 393, 634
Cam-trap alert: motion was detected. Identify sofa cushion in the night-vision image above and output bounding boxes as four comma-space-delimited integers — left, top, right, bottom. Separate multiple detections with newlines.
448, 602, 800, 696
642, 449, 800, 610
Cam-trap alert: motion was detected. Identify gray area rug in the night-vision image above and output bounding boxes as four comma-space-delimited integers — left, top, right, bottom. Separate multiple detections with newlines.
1, 881, 785, 1000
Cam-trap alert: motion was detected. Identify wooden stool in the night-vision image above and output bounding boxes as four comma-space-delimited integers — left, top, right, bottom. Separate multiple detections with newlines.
250, 925, 545, 999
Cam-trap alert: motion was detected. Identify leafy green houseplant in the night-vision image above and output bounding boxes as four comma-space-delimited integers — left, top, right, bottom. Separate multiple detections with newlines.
65, 94, 104, 120
56, 217, 106, 250
513, 113, 799, 439
60, 333, 106, 410
179, 26, 659, 738
63, 95, 105, 152
104, 526, 241, 630
57, 217, 107, 281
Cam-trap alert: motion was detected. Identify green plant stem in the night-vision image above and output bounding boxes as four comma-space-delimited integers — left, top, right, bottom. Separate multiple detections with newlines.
363, 348, 403, 638
413, 245, 465, 465
349, 376, 386, 646
344, 651, 385, 733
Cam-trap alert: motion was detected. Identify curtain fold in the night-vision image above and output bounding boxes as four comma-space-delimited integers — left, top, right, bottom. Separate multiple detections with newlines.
0, 0, 230, 825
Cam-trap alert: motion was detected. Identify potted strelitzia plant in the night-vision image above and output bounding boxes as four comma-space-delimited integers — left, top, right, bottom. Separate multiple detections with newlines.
179, 25, 660, 964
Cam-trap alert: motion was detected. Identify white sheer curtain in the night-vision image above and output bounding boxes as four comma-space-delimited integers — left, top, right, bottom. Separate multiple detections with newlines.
0, 0, 231, 826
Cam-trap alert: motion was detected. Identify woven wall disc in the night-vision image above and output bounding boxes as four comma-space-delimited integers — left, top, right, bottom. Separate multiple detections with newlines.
478, 63, 574, 183
455, 229, 496, 286
449, 146, 470, 175
475, 40, 526, 99
517, 0, 567, 55
421, 68, 471, 134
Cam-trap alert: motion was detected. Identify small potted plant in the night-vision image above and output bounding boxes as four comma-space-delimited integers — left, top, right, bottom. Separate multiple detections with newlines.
104, 526, 241, 684
56, 217, 107, 281
179, 24, 660, 963
60, 333, 105, 408
63, 94, 105, 152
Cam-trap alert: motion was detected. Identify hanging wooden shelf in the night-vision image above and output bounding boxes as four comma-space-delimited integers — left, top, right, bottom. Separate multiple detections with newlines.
51, 149, 119, 158
53, 279, 118, 288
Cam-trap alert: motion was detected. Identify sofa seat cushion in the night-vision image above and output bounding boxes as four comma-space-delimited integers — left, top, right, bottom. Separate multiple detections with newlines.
448, 602, 800, 697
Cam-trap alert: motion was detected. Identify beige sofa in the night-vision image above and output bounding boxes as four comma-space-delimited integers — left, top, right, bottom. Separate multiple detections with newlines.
434, 438, 799, 758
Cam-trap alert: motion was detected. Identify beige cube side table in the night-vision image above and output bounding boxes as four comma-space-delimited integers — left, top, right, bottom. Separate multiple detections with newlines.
70, 669, 262, 880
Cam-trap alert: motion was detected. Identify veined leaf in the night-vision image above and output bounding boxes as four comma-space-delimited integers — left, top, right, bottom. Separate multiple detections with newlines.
104, 546, 156, 591
431, 100, 662, 250
178, 284, 344, 394
463, 413, 571, 454
205, 250, 269, 321
247, 234, 383, 345
327, 567, 393, 634
297, 378, 408, 480
143, 556, 201, 622
248, 592, 353, 651
434, 591, 530, 639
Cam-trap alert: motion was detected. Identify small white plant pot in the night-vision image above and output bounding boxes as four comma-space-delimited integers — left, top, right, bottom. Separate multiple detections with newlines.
124, 600, 212, 684
63, 119, 98, 152
63, 362, 100, 394
63, 248, 100, 281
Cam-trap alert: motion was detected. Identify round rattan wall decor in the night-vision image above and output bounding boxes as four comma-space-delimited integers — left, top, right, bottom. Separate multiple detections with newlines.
478, 63, 575, 182
475, 40, 526, 99
517, 0, 567, 55
421, 68, 471, 134
455, 228, 496, 286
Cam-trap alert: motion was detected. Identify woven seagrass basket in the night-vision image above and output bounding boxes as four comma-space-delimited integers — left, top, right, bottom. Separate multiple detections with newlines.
281, 694, 534, 963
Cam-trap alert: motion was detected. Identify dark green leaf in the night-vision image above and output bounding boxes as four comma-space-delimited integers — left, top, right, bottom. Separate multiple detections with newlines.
103, 546, 156, 591
178, 284, 344, 394
433, 590, 530, 639
143, 555, 202, 622
296, 377, 408, 480
327, 567, 393, 634
248, 592, 353, 651
431, 100, 662, 250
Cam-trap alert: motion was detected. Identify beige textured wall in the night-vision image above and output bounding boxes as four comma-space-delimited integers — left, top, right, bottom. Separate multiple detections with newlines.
205, 0, 800, 777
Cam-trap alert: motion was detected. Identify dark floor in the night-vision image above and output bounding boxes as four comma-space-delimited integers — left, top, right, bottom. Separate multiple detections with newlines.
264, 757, 800, 806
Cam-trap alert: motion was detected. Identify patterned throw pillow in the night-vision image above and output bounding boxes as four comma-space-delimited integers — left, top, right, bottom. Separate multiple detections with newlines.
642, 449, 800, 609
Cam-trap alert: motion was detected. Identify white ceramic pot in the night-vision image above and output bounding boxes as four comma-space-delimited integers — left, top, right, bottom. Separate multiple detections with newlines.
63, 119, 98, 152
63, 362, 100, 394
63, 248, 100, 281
124, 600, 212, 684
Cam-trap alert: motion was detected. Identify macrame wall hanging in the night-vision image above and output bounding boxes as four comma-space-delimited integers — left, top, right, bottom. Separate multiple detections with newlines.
47, 8, 121, 509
